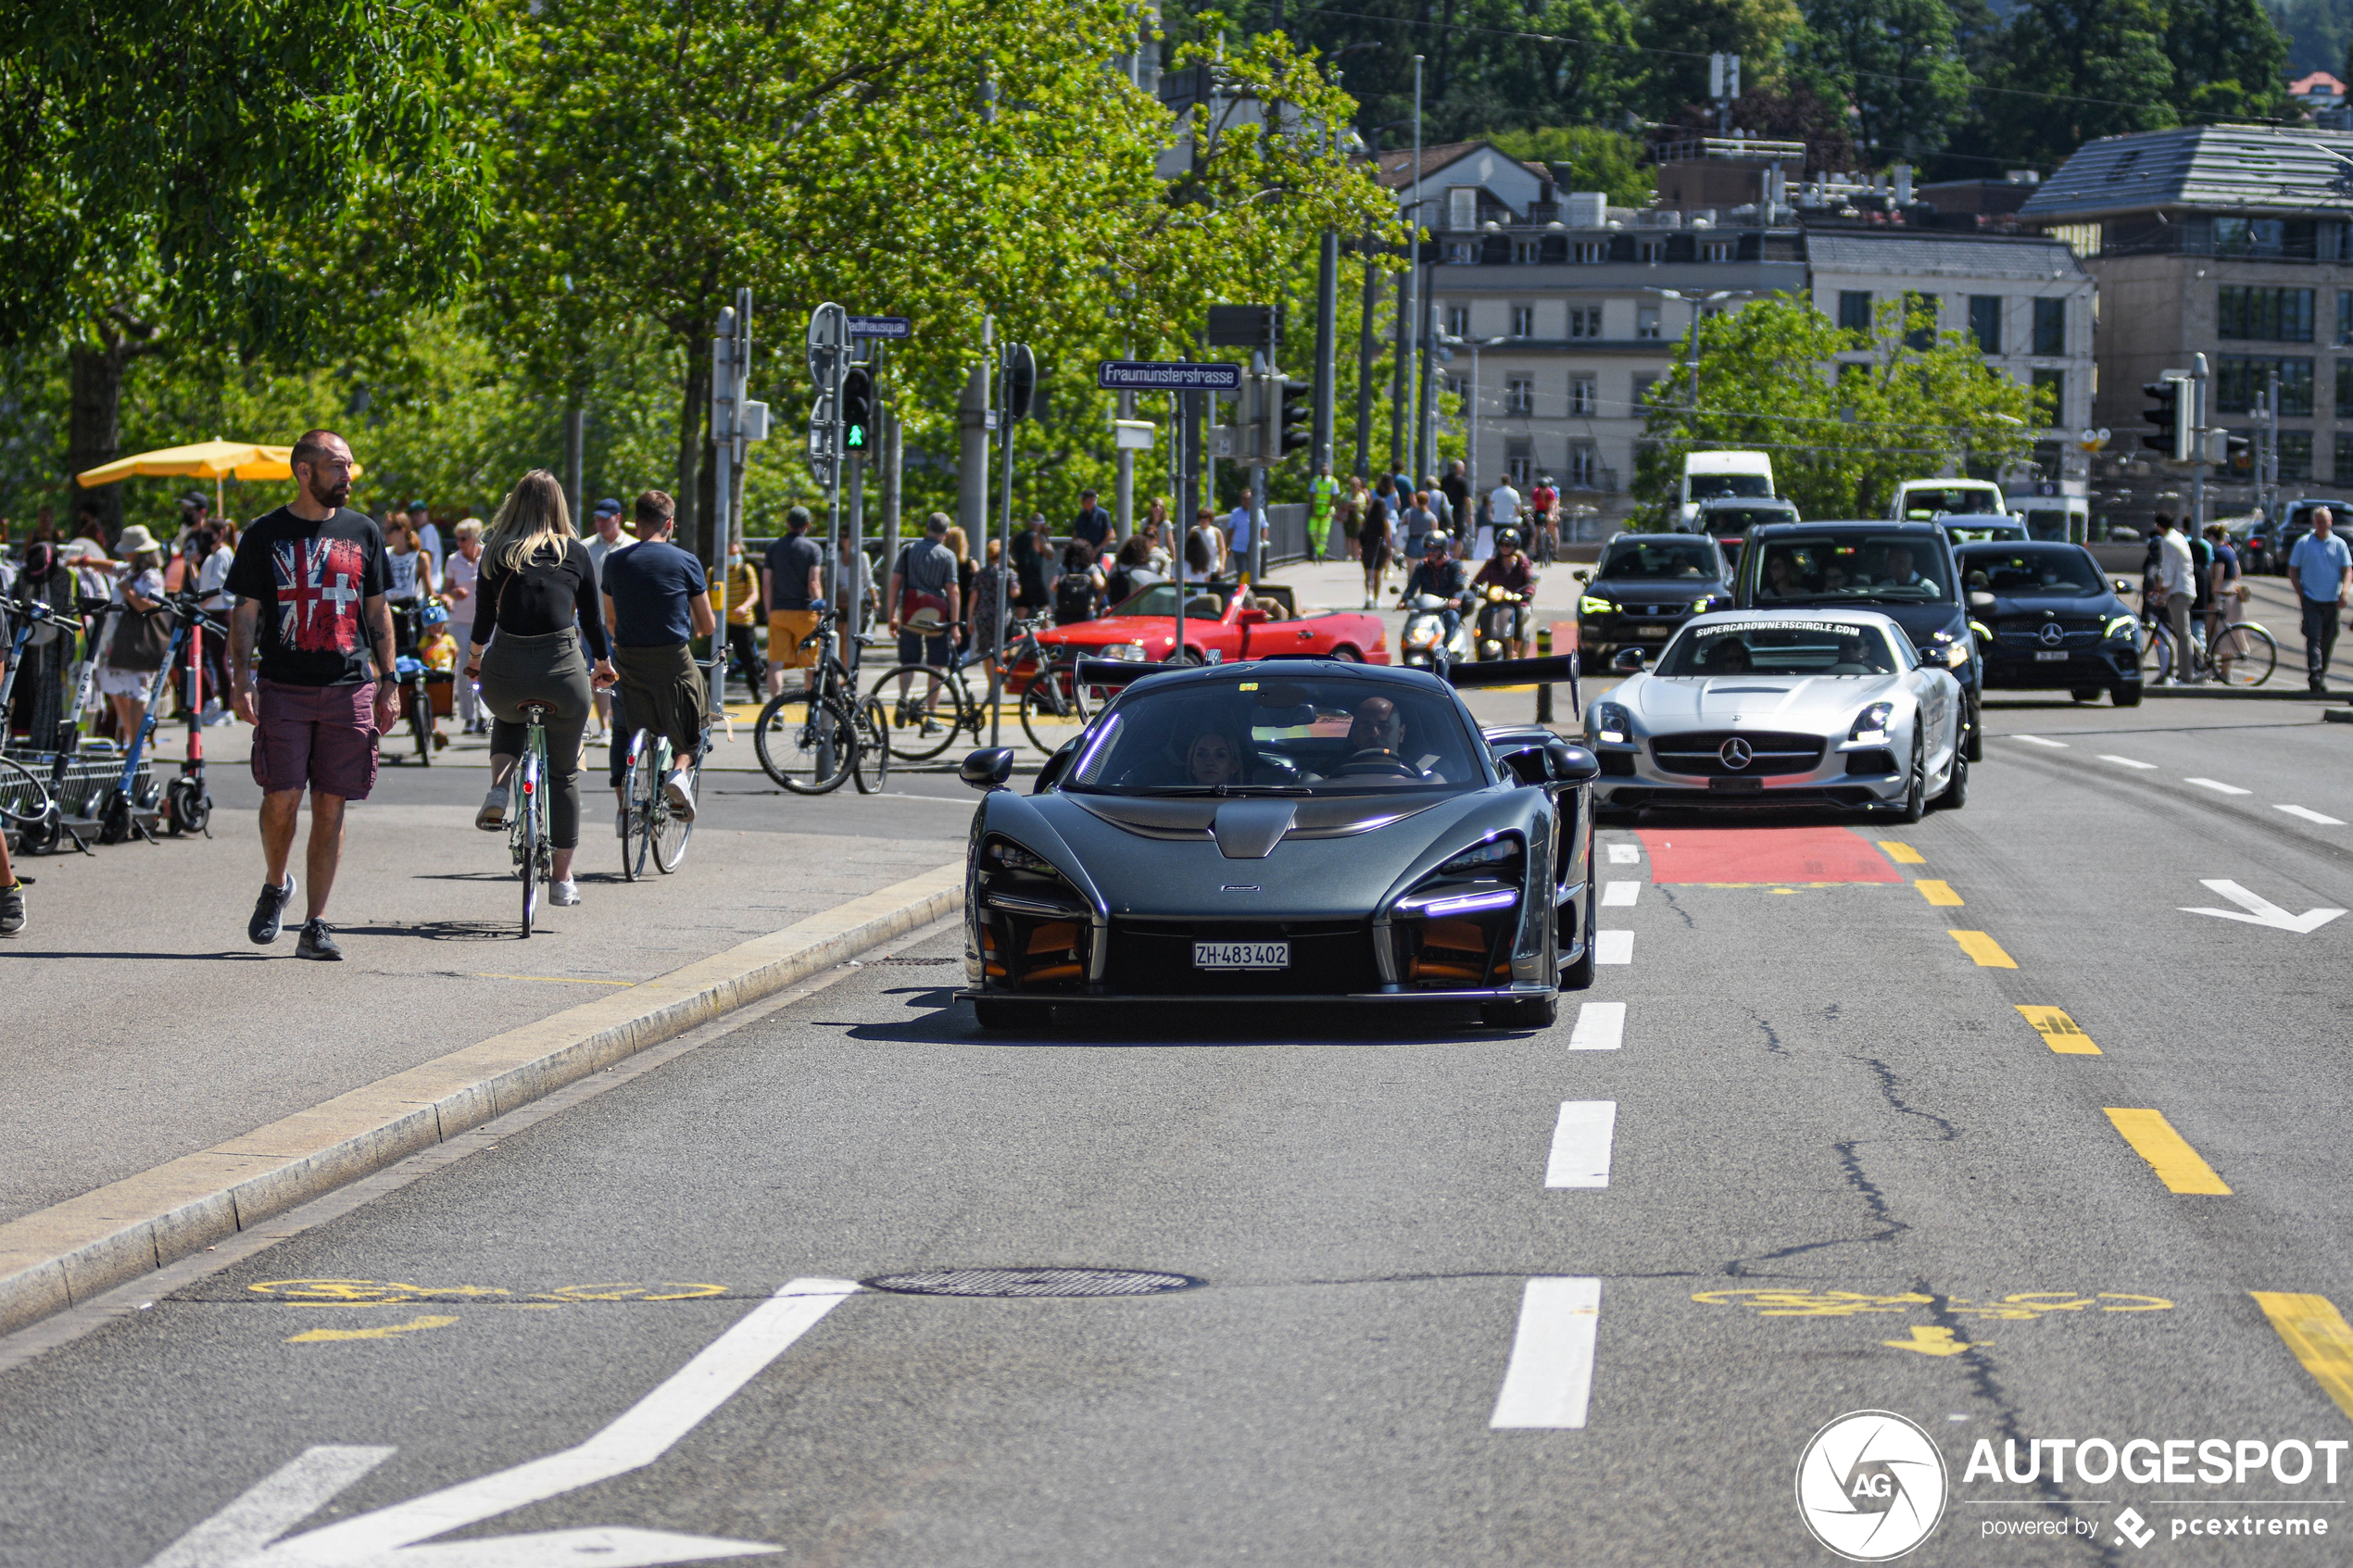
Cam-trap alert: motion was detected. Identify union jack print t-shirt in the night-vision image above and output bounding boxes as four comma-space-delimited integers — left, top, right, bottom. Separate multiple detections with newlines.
225, 507, 392, 686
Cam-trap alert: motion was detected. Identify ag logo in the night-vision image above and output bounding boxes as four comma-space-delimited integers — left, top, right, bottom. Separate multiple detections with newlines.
1795, 1410, 1948, 1561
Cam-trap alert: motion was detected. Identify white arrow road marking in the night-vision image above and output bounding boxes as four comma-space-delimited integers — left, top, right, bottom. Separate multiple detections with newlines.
1567, 1002, 1625, 1051
2184, 777, 2251, 796
2178, 880, 2347, 935
145, 1279, 858, 1568
1544, 1101, 1617, 1188
1491, 1277, 1603, 1429
2275, 804, 2347, 825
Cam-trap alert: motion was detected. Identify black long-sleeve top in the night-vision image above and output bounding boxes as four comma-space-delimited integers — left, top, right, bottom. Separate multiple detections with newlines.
471, 538, 609, 659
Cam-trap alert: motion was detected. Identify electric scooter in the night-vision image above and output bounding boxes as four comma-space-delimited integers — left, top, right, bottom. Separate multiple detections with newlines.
94, 594, 223, 845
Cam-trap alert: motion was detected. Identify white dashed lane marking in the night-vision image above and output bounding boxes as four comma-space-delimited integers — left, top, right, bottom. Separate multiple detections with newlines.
2011, 734, 2070, 748
1568, 1002, 1625, 1051
1607, 842, 1640, 865
1602, 881, 1640, 907
1544, 1100, 1617, 1189
2277, 804, 2347, 825
1491, 1277, 1603, 1430
2099, 754, 2158, 770
1595, 932, 1634, 965
2185, 777, 2251, 796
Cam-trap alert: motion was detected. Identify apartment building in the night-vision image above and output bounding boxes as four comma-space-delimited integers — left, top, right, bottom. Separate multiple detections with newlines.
2020, 126, 2353, 520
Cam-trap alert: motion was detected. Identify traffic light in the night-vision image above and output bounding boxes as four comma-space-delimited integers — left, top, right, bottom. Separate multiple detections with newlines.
2142, 380, 2186, 460
1003, 343, 1037, 423
2223, 429, 2252, 479
840, 366, 873, 453
1277, 378, 1313, 458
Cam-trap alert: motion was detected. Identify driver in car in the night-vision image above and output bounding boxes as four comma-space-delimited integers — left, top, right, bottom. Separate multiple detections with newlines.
1185, 728, 1240, 787
1703, 637, 1754, 673
1333, 696, 1414, 774
1880, 545, 1936, 593
1402, 533, 1473, 645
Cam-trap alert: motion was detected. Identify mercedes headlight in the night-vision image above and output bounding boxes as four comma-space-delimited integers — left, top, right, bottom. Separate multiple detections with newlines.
2105, 614, 2137, 641
1591, 700, 1633, 745
1579, 594, 1614, 615
1104, 642, 1148, 661
1848, 701, 1894, 745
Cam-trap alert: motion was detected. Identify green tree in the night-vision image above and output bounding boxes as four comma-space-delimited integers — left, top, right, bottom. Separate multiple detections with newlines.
2165, 0, 2292, 119
1632, 296, 2035, 521
1633, 0, 1808, 117
1963, 0, 2176, 170
1485, 127, 1656, 204
1795, 0, 1974, 165
0, 0, 488, 535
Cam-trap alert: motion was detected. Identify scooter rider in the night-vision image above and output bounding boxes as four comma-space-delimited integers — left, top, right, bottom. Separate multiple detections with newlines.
1402, 532, 1473, 645
1470, 527, 1538, 659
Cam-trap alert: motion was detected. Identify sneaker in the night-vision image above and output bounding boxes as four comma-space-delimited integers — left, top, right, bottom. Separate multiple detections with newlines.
663, 772, 698, 822
296, 918, 343, 960
551, 879, 581, 907
248, 875, 296, 945
0, 880, 23, 937
476, 786, 509, 831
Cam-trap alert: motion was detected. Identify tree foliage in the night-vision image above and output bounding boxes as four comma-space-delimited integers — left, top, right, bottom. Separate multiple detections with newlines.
1631, 296, 2036, 523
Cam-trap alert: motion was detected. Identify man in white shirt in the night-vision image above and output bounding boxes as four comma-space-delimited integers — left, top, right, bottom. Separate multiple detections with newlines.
407, 500, 444, 577
444, 519, 485, 732
1483, 474, 1520, 561
2154, 514, 2198, 684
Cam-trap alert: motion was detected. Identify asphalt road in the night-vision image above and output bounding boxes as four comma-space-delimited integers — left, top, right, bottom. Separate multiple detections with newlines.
5, 681, 2353, 1564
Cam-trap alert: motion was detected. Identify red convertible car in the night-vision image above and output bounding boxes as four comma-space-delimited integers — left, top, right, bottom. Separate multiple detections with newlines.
1021, 581, 1390, 680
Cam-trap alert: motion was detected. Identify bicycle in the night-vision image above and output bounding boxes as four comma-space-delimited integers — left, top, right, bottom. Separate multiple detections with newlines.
2141, 602, 2278, 686
1005, 616, 1100, 756
389, 600, 450, 766
868, 645, 988, 762
752, 608, 888, 795
510, 701, 554, 936
620, 725, 702, 880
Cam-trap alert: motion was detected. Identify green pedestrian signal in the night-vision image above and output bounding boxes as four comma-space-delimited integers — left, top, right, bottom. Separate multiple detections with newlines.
841, 366, 874, 451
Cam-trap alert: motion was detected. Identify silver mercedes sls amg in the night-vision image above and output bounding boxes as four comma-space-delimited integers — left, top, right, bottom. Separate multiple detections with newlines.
1583, 609, 1968, 819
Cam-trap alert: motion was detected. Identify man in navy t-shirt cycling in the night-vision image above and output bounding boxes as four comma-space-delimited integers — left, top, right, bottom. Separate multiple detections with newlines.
600, 490, 716, 831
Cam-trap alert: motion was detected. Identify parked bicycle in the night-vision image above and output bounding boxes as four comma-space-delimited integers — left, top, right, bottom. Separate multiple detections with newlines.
510, 700, 554, 936
2140, 603, 2278, 686
752, 608, 889, 796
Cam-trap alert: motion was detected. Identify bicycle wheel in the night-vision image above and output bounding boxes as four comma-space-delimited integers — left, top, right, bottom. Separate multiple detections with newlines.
871, 664, 967, 761
621, 732, 654, 882
515, 752, 543, 937
1019, 668, 1093, 755
652, 744, 696, 872
2210, 624, 2277, 687
852, 696, 891, 795
754, 691, 854, 794
0, 756, 51, 828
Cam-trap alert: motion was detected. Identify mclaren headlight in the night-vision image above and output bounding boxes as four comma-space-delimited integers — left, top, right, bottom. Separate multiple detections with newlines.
2105, 614, 2138, 642
1579, 594, 1614, 615
1848, 701, 1894, 746
986, 839, 1052, 873
1591, 700, 1633, 746
1440, 837, 1518, 873
1969, 619, 1993, 643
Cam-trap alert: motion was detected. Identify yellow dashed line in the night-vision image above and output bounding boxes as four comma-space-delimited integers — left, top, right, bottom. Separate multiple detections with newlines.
2249, 1292, 2353, 1421
2104, 1109, 2233, 1195
1880, 840, 1926, 864
1915, 880, 1964, 907
2016, 1005, 2101, 1055
1947, 930, 2016, 968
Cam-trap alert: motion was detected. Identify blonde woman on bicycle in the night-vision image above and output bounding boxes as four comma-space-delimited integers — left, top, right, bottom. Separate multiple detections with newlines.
466, 470, 615, 908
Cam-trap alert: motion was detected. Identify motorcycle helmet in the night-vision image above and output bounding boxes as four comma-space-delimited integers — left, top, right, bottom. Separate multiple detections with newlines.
1495, 529, 1522, 552
1422, 532, 1450, 553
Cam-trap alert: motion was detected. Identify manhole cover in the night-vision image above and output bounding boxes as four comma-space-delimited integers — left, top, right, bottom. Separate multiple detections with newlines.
863, 1267, 1202, 1298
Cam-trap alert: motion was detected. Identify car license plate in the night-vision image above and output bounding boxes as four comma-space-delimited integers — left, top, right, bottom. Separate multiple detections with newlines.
1708, 777, 1764, 794
1635, 624, 1671, 638
2033, 649, 2068, 661
1195, 940, 1289, 971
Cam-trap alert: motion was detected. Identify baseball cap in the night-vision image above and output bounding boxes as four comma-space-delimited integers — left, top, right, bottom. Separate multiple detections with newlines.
406, 498, 429, 513
592, 497, 623, 517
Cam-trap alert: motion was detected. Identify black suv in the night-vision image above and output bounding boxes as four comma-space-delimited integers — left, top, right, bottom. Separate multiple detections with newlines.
1955, 541, 2140, 707
1575, 532, 1735, 665
1732, 520, 1983, 760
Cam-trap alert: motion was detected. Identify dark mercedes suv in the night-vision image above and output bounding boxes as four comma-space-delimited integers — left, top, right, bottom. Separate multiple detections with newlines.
1955, 541, 2141, 707
1575, 532, 1735, 665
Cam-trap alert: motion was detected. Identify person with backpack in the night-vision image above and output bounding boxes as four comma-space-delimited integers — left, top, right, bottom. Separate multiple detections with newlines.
1054, 541, 1105, 625
887, 512, 963, 670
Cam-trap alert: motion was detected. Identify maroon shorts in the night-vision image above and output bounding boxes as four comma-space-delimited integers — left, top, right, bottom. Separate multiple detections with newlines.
252, 679, 380, 800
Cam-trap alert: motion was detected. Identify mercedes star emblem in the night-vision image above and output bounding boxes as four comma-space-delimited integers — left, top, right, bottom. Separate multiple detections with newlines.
2038, 622, 2066, 646
1719, 736, 1755, 771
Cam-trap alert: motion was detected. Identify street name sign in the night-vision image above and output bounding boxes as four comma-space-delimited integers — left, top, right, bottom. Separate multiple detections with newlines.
1097, 360, 1242, 393
849, 315, 911, 339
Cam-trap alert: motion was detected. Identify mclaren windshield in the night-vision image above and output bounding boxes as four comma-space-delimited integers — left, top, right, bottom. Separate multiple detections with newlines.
1657, 620, 1906, 678
1064, 675, 1489, 796
1751, 534, 1957, 604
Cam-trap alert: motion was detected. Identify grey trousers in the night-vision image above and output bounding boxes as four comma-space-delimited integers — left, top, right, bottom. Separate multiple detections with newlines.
478, 627, 593, 849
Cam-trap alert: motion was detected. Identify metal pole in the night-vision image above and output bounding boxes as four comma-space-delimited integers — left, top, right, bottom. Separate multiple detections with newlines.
845, 406, 864, 672
995, 345, 1017, 746
564, 404, 585, 535
1410, 55, 1428, 483
2192, 352, 2208, 535
1250, 459, 1268, 584
1390, 249, 1411, 475
1468, 345, 1478, 491
1354, 236, 1378, 479
1175, 389, 1191, 661
1314, 229, 1339, 474
1116, 386, 1136, 543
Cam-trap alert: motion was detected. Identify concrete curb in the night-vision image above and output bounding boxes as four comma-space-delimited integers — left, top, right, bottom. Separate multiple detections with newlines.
2140, 686, 2353, 701
0, 859, 966, 1338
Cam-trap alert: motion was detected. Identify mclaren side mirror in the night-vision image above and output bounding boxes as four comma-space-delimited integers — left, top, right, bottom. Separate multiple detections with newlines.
1545, 741, 1600, 784
1611, 646, 1649, 673
960, 747, 1016, 791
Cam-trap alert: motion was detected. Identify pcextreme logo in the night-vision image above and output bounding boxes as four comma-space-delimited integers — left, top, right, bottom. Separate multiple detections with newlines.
1796, 1411, 1951, 1562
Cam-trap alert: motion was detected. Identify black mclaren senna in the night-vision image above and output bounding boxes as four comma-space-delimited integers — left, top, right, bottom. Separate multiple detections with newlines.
954, 656, 1599, 1030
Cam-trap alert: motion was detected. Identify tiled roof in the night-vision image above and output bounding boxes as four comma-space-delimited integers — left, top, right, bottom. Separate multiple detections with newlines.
1803, 231, 2088, 282
2020, 126, 2353, 220
1375, 141, 1547, 190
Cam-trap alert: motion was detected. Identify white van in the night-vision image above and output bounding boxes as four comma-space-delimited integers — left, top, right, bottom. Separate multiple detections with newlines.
1679, 451, 1776, 527
1888, 478, 2006, 521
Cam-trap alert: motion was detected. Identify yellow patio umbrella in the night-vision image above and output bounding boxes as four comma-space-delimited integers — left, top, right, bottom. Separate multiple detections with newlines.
74, 437, 363, 518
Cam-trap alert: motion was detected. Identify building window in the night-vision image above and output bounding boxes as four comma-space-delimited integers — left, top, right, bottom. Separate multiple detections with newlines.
1513, 239, 1541, 264
1506, 377, 1534, 415
1445, 305, 1469, 339
2032, 440, 2065, 478
1701, 240, 1733, 262
1838, 290, 1872, 334
2031, 297, 2067, 356
2030, 369, 2066, 426
1570, 375, 1596, 417
1568, 306, 1602, 339
1905, 292, 1938, 351
1632, 372, 1660, 408
1569, 445, 1598, 487
1969, 296, 2002, 355
1448, 187, 1478, 230
2336, 433, 2353, 481
1636, 306, 1661, 340
2339, 291, 2353, 345
2281, 431, 2315, 481
1572, 241, 1605, 264
1511, 304, 1536, 338
2217, 356, 2315, 416
2218, 286, 2314, 343
2338, 358, 2353, 411
1446, 375, 1466, 403
1506, 442, 1533, 487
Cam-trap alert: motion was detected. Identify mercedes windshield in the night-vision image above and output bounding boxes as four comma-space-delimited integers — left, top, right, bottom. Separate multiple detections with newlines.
1749, 533, 1957, 605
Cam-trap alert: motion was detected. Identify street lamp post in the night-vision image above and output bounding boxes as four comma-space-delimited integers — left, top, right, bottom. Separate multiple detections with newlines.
1634, 287, 1759, 416
1438, 332, 1508, 500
